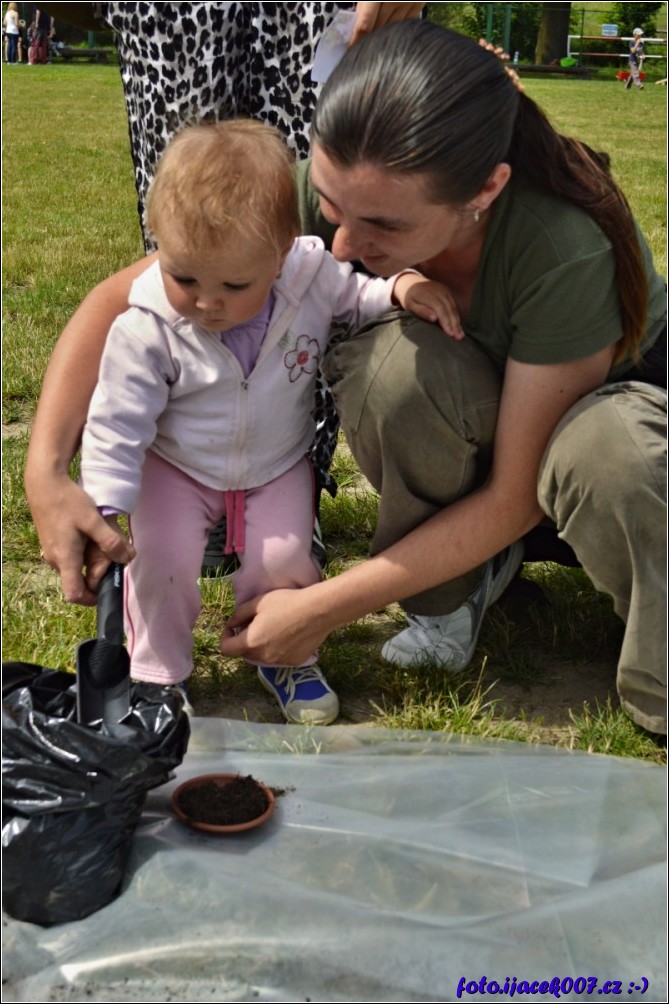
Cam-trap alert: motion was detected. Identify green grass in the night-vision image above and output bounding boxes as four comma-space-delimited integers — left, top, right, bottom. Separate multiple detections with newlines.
1, 61, 666, 763
2, 64, 143, 418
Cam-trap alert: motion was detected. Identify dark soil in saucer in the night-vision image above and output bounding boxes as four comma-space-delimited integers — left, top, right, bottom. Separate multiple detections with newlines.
178, 775, 269, 825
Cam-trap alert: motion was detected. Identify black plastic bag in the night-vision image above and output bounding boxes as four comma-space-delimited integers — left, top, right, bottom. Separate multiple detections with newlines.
2, 662, 190, 927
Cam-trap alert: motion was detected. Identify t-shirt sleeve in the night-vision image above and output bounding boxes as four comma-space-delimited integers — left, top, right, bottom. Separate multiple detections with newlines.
497, 193, 625, 366
508, 245, 624, 365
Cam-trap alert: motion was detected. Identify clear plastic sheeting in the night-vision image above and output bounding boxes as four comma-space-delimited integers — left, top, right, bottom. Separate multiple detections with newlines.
3, 719, 666, 1003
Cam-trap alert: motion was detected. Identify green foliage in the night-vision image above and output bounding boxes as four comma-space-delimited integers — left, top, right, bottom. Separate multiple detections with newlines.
428, 3, 667, 68
428, 1, 544, 57
609, 2, 664, 35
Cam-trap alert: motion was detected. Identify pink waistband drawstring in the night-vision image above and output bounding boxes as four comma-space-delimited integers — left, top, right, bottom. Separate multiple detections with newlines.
223, 490, 246, 554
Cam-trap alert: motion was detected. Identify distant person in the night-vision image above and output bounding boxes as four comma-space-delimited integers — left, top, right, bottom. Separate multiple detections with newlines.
626, 27, 645, 90
17, 16, 26, 62
3, 2, 20, 63
28, 8, 53, 64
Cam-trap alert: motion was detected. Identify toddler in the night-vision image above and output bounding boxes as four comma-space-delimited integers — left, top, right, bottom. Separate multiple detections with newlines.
79, 120, 458, 725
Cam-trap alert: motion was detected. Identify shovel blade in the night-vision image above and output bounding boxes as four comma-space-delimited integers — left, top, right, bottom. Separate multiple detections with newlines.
76, 638, 131, 726
76, 563, 131, 726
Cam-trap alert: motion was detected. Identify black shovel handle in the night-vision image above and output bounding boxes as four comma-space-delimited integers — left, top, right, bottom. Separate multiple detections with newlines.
76, 563, 130, 723
97, 562, 125, 645
84, 563, 129, 689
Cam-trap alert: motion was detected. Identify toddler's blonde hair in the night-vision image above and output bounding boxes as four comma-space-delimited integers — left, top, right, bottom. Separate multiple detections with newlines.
146, 119, 300, 255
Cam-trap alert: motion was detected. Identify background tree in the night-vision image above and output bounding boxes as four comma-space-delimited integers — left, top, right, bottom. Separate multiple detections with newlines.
427, 2, 543, 60
609, 2, 663, 35
535, 2, 572, 63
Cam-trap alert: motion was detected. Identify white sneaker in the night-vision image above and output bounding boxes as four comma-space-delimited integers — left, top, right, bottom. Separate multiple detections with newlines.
381, 542, 524, 671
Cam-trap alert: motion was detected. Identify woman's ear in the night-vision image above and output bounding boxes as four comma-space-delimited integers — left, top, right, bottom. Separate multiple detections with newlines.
475, 162, 512, 213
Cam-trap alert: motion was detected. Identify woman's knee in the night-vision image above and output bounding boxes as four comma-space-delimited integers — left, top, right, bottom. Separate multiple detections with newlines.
324, 312, 501, 444
538, 382, 667, 524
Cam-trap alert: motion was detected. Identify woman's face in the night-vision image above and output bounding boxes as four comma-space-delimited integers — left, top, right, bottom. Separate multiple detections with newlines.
311, 145, 467, 277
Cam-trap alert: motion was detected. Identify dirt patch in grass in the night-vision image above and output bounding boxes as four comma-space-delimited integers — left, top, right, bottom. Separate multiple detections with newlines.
190, 631, 620, 746
482, 654, 619, 741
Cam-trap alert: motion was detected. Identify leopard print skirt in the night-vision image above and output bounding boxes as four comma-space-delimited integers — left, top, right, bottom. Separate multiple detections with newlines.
103, 1, 353, 489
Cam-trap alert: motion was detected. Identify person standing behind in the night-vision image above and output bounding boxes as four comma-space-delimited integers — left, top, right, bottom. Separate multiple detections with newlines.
626, 27, 645, 90
3, 2, 20, 63
40, 2, 425, 250
17, 14, 27, 62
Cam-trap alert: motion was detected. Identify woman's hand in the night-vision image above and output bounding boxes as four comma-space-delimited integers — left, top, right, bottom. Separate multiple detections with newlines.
220, 587, 334, 667
351, 3, 426, 45
31, 476, 134, 605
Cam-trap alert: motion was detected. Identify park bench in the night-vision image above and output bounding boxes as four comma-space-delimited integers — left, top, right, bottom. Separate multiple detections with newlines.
517, 63, 592, 79
57, 46, 109, 63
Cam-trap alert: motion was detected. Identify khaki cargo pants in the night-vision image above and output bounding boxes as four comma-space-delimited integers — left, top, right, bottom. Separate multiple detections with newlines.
323, 312, 667, 734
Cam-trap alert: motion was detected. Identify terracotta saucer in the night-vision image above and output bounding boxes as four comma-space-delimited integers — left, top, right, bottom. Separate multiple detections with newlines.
171, 772, 276, 834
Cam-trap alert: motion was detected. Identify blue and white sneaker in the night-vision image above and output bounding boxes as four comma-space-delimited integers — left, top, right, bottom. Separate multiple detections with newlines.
381, 542, 524, 672
257, 665, 339, 725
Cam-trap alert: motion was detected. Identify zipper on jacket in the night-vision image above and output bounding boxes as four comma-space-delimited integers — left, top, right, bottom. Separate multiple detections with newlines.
232, 378, 249, 485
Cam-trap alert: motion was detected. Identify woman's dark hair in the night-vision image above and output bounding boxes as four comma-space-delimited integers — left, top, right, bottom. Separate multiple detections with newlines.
312, 21, 647, 362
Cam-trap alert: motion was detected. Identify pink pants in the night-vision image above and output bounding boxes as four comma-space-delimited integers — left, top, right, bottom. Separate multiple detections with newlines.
126, 450, 321, 684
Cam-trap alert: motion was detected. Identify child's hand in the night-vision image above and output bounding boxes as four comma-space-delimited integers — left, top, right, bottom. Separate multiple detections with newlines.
393, 274, 465, 340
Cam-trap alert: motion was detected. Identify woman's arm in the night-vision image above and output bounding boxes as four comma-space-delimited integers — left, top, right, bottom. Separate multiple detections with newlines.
220, 347, 614, 665
24, 254, 156, 604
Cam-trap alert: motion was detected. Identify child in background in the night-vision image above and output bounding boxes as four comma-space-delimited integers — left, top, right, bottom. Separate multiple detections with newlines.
626, 28, 645, 90
77, 120, 459, 725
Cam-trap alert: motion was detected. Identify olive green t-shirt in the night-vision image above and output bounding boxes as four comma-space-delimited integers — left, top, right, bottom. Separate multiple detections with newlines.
295, 159, 665, 380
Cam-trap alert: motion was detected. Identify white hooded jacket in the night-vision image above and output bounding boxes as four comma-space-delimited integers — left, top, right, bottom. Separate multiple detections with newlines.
80, 237, 396, 512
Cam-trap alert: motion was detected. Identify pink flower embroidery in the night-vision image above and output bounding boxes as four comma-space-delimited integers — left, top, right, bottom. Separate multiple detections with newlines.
284, 334, 321, 383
